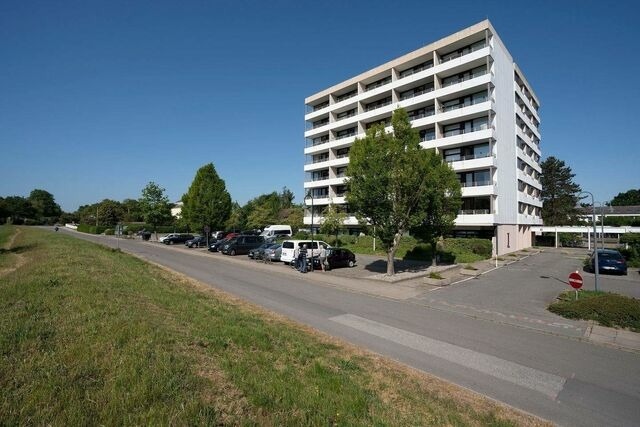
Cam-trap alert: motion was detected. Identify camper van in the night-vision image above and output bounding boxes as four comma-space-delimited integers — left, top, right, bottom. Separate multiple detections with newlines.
260, 225, 292, 240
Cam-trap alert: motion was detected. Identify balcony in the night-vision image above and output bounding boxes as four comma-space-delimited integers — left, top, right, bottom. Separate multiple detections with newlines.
336, 131, 356, 140
443, 124, 488, 138
440, 41, 487, 63
461, 183, 496, 197
365, 77, 392, 92
365, 99, 392, 112
442, 70, 488, 88
399, 86, 434, 101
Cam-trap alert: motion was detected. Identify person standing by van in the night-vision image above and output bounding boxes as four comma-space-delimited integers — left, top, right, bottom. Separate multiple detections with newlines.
298, 244, 308, 273
319, 245, 327, 271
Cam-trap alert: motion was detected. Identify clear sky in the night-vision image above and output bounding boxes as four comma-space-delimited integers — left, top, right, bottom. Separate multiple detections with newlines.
1, 0, 639, 211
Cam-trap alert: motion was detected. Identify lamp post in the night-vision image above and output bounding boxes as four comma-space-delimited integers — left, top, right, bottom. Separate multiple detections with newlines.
595, 202, 608, 249
580, 191, 599, 292
305, 190, 314, 272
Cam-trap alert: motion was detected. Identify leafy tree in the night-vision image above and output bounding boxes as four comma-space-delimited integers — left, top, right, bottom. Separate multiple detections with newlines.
28, 189, 62, 223
540, 157, 582, 225
280, 205, 304, 232
181, 164, 232, 235
121, 198, 144, 222
411, 155, 462, 266
0, 197, 7, 223
246, 203, 278, 229
77, 200, 124, 227
225, 202, 245, 232
347, 108, 459, 275
280, 187, 295, 209
320, 203, 347, 245
3, 196, 36, 224
610, 189, 640, 206
139, 182, 172, 239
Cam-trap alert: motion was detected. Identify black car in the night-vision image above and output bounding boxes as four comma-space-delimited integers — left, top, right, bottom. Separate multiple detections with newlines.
163, 233, 194, 245
312, 248, 356, 270
590, 249, 628, 275
248, 242, 277, 259
185, 236, 207, 248
208, 238, 231, 252
222, 235, 265, 256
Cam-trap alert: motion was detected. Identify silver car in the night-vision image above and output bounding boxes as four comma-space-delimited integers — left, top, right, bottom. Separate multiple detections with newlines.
263, 243, 282, 262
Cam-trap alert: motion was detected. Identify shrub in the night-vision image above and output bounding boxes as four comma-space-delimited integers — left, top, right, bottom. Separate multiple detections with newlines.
549, 291, 640, 332
104, 229, 114, 235
77, 224, 108, 234
559, 233, 582, 247
443, 238, 492, 258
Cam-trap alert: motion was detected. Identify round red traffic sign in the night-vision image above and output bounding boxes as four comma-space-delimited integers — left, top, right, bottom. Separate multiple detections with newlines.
568, 271, 583, 289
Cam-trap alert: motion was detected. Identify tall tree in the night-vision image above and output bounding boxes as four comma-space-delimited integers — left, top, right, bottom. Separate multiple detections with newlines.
28, 189, 62, 223
3, 196, 36, 224
139, 182, 172, 239
540, 157, 582, 225
121, 198, 144, 222
347, 108, 459, 275
225, 202, 245, 232
411, 154, 462, 266
181, 164, 232, 234
320, 203, 347, 245
610, 189, 640, 206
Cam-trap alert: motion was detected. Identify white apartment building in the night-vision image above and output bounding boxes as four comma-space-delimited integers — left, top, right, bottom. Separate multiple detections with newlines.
303, 20, 542, 254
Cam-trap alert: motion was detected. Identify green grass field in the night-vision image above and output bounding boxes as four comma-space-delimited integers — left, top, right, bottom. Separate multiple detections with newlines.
0, 226, 543, 425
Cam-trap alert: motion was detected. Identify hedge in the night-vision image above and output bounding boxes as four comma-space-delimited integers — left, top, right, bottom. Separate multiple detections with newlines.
77, 224, 108, 234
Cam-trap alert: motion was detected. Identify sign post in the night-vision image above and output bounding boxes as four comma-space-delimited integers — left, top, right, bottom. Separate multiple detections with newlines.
568, 271, 583, 300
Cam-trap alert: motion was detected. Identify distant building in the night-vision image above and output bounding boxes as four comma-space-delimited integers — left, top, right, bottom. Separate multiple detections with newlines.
303, 20, 541, 254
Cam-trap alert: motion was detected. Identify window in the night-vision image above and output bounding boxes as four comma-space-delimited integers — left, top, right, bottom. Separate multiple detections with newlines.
399, 60, 434, 78
365, 97, 392, 112
336, 89, 357, 102
419, 128, 435, 141
336, 127, 356, 139
365, 76, 391, 91
399, 83, 434, 100
442, 65, 487, 87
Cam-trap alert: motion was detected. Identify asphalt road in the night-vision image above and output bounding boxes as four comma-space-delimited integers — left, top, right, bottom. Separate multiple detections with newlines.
58, 229, 640, 427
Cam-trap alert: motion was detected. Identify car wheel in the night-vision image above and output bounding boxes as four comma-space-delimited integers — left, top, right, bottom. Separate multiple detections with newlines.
169, 240, 174, 245
230, 249, 236, 256
348, 260, 355, 268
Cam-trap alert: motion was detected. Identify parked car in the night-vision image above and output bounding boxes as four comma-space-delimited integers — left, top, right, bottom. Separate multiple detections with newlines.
248, 242, 277, 259
163, 233, 194, 245
263, 243, 283, 262
222, 235, 265, 256
260, 225, 292, 240
185, 236, 207, 248
159, 233, 179, 243
589, 249, 628, 275
280, 240, 329, 264
312, 247, 356, 270
209, 237, 232, 252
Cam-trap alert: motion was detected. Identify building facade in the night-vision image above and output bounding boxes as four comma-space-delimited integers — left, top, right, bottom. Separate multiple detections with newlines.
303, 20, 542, 254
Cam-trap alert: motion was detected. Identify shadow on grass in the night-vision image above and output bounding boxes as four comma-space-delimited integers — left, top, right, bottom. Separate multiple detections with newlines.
362, 249, 457, 273
0, 244, 37, 255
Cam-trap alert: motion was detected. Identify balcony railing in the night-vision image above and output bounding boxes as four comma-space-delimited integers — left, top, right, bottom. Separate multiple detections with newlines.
336, 132, 356, 140
364, 78, 391, 92
420, 134, 436, 142
307, 137, 329, 147
460, 180, 491, 188
459, 209, 490, 215
446, 152, 491, 163
336, 153, 350, 159
336, 91, 358, 102
312, 120, 329, 129
400, 86, 434, 101
399, 62, 433, 79
440, 42, 487, 63
336, 112, 356, 121
443, 124, 489, 137
442, 70, 488, 88
313, 102, 329, 112
441, 98, 488, 113
365, 99, 392, 112
409, 110, 435, 121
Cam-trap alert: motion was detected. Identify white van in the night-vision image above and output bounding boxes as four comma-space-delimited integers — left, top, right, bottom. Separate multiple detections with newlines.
281, 239, 328, 264
260, 225, 292, 240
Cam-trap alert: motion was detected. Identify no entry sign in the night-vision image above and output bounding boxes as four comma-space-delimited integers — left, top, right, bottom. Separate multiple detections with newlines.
568, 271, 583, 289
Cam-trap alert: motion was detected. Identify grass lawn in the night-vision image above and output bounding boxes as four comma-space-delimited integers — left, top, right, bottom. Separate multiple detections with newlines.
0, 226, 544, 425
549, 290, 640, 332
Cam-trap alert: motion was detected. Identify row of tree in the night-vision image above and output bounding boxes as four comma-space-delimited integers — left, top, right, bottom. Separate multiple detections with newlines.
0, 189, 62, 225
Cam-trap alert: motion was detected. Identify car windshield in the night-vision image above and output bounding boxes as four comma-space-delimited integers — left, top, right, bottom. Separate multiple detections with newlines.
599, 251, 622, 260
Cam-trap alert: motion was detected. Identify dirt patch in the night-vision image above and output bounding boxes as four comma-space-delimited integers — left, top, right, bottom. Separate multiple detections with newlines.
0, 227, 27, 278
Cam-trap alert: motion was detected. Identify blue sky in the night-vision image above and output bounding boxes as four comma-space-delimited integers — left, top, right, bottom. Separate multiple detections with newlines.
1, 0, 638, 211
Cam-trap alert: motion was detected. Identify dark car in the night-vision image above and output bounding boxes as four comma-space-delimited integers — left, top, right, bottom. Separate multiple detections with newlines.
185, 236, 207, 248
208, 237, 231, 252
163, 233, 194, 245
590, 249, 628, 275
248, 242, 277, 259
222, 235, 265, 256
312, 247, 356, 270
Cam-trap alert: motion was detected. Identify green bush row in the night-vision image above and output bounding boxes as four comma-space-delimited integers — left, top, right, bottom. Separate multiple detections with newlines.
77, 224, 109, 234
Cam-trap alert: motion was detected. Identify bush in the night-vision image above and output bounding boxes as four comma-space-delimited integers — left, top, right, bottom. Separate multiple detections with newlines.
104, 229, 114, 235
77, 224, 108, 234
559, 233, 582, 247
549, 291, 640, 332
443, 238, 492, 258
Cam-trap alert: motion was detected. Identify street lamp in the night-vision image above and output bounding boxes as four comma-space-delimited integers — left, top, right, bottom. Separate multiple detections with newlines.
595, 202, 608, 250
305, 190, 314, 272
580, 191, 599, 292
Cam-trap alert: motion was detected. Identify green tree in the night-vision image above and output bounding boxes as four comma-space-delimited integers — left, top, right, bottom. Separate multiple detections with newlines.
610, 189, 640, 206
320, 203, 347, 245
540, 157, 582, 225
411, 155, 462, 266
3, 196, 36, 224
280, 205, 304, 232
225, 202, 245, 232
347, 108, 458, 275
139, 182, 172, 239
122, 198, 144, 222
181, 164, 232, 234
28, 189, 62, 223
